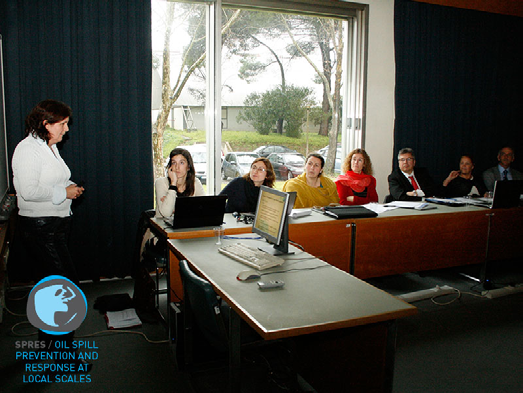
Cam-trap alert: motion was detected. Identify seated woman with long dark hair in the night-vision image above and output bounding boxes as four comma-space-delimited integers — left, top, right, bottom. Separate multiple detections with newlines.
155, 148, 205, 218
219, 157, 275, 213
335, 148, 378, 205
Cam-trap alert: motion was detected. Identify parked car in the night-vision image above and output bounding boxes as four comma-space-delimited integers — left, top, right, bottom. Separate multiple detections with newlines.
267, 153, 306, 180
254, 145, 298, 158
221, 152, 259, 180
252, 145, 267, 155
317, 144, 342, 174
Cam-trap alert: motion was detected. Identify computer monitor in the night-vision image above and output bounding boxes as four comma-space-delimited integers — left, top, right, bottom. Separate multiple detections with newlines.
252, 186, 296, 256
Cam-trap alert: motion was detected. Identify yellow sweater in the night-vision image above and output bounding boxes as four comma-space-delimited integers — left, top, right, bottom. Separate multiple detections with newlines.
282, 172, 339, 208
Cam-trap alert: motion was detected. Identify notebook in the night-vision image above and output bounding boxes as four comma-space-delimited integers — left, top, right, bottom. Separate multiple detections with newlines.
491, 180, 523, 209
166, 195, 227, 229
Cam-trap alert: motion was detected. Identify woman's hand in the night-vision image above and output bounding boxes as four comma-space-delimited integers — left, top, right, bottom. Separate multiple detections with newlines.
66, 184, 84, 200
443, 170, 460, 187
346, 196, 354, 203
167, 165, 177, 186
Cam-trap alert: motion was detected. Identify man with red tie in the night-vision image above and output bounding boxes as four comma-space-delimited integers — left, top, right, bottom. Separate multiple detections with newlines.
388, 148, 440, 201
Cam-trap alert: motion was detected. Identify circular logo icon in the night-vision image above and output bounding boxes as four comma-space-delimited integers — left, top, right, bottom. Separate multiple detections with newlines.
27, 275, 87, 335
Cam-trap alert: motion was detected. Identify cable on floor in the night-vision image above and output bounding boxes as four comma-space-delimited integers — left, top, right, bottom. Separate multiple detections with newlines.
76, 330, 169, 344
10, 320, 169, 344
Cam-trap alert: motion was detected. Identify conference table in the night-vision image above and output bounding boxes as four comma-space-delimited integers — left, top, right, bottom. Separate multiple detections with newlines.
289, 204, 523, 279
167, 235, 417, 392
151, 204, 523, 301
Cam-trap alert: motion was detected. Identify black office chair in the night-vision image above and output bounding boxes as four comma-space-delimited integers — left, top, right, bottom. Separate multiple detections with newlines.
133, 209, 167, 314
179, 260, 300, 390
142, 238, 168, 309
179, 259, 229, 359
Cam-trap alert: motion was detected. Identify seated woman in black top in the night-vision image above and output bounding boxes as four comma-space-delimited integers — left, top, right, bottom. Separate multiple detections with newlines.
219, 157, 275, 213
443, 154, 487, 197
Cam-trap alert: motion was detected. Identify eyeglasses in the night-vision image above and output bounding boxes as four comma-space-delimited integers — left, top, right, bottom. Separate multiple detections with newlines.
398, 158, 414, 163
251, 166, 266, 172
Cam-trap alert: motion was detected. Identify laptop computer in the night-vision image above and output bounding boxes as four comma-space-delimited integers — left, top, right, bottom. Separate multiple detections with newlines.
491, 180, 523, 209
166, 195, 227, 229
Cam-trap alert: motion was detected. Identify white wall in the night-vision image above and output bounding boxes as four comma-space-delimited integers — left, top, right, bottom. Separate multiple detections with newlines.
353, 0, 396, 201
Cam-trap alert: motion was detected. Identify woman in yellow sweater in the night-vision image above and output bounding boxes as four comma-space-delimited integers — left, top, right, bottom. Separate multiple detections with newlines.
282, 153, 338, 208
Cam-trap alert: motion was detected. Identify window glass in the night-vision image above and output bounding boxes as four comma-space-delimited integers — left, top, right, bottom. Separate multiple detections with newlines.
152, 0, 364, 192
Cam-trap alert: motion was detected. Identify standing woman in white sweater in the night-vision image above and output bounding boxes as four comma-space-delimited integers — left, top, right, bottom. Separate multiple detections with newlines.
155, 147, 205, 218
12, 100, 84, 283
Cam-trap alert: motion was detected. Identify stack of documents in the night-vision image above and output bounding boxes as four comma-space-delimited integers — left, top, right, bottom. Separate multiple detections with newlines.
383, 201, 437, 210
105, 308, 142, 329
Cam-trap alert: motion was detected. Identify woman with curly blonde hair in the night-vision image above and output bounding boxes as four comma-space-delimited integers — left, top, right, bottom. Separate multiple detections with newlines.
335, 148, 378, 205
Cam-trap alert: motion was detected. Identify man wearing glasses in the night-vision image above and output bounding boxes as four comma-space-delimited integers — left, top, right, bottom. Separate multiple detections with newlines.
387, 148, 439, 201
482, 146, 523, 191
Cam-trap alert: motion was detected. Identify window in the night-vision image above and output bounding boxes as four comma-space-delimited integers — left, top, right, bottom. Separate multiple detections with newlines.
152, 0, 367, 192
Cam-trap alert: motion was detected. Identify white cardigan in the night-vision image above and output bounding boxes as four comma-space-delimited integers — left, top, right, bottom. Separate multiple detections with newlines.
12, 135, 74, 217
154, 176, 205, 218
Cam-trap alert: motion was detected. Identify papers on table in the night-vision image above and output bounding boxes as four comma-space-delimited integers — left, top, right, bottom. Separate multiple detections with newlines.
452, 197, 491, 207
363, 203, 398, 214
382, 201, 436, 210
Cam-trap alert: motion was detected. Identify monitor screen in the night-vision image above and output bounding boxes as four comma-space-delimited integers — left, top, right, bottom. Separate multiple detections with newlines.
252, 186, 296, 255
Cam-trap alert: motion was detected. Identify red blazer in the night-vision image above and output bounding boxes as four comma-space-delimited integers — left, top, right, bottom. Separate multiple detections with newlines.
335, 171, 379, 205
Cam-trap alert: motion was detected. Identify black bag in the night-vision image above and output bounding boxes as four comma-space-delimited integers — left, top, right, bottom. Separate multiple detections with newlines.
132, 266, 156, 314
94, 293, 134, 314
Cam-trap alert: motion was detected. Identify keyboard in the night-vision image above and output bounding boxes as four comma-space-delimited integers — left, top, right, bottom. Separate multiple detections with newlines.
218, 243, 285, 270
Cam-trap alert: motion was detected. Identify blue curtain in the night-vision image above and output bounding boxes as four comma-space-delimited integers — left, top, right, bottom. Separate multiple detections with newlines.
394, 0, 523, 182
0, 0, 153, 279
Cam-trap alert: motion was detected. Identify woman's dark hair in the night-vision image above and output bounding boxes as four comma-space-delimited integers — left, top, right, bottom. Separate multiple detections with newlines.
166, 148, 196, 196
25, 100, 73, 141
243, 157, 276, 188
460, 154, 475, 165
306, 153, 325, 169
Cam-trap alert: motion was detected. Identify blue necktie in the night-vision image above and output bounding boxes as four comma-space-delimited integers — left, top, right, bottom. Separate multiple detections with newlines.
502, 169, 508, 181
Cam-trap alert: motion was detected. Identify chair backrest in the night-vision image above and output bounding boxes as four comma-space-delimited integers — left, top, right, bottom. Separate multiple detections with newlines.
179, 260, 229, 352
133, 209, 157, 275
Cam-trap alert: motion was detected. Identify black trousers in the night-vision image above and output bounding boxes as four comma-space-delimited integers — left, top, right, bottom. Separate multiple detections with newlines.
18, 215, 78, 284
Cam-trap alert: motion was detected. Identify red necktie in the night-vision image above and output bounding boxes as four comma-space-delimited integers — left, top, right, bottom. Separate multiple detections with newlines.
409, 176, 419, 190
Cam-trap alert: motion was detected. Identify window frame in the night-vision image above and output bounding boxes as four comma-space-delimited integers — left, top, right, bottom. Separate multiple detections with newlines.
163, 0, 368, 193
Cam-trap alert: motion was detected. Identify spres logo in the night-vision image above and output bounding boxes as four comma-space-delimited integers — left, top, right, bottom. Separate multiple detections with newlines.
27, 276, 87, 335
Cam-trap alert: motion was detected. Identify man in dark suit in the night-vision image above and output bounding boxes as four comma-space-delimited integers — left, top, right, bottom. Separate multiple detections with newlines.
482, 146, 523, 191
388, 148, 440, 201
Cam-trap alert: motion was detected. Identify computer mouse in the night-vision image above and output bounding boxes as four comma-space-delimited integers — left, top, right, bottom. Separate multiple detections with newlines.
236, 270, 261, 281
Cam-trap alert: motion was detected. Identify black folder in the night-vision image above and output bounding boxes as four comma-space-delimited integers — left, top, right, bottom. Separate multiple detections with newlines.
321, 205, 378, 219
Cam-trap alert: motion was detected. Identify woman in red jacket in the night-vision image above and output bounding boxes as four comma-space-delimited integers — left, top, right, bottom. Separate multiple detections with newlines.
335, 148, 378, 205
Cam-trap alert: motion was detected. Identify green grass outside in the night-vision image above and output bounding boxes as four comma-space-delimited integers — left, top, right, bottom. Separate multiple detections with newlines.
162, 127, 336, 158
163, 127, 340, 189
